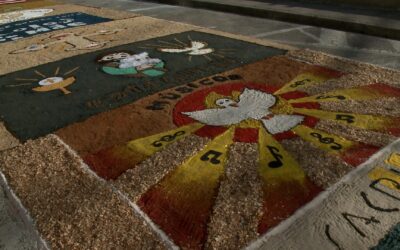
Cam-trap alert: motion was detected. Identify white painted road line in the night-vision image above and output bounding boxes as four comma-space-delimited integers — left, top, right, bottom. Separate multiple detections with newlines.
253, 26, 310, 38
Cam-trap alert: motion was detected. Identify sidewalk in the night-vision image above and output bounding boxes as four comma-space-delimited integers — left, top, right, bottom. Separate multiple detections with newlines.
151, 0, 400, 40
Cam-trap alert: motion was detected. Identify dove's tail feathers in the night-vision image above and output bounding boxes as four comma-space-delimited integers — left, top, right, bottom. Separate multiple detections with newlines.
261, 115, 304, 135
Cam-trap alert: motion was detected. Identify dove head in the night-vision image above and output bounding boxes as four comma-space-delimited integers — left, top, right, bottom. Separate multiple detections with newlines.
216, 98, 238, 108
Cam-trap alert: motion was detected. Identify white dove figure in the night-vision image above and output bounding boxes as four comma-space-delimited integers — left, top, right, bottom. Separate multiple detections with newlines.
182, 88, 304, 134
159, 41, 213, 55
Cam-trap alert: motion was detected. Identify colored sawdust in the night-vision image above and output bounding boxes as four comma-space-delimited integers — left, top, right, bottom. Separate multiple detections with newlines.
319, 97, 400, 117
254, 141, 400, 249
56, 55, 322, 156
288, 49, 400, 86
300, 73, 377, 96
0, 16, 195, 75
52, 50, 400, 249
0, 13, 400, 249
114, 135, 210, 202
316, 119, 396, 147
205, 143, 262, 250
281, 137, 352, 189
0, 135, 166, 249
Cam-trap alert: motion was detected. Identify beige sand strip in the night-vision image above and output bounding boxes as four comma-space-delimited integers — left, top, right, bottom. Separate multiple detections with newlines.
42, 4, 138, 20
205, 143, 263, 250
300, 73, 376, 96
115, 135, 210, 202
250, 140, 400, 250
319, 97, 400, 117
0, 16, 197, 74
0, 0, 56, 13
316, 119, 396, 147
281, 138, 352, 189
0, 135, 167, 249
288, 49, 400, 86
0, 122, 19, 151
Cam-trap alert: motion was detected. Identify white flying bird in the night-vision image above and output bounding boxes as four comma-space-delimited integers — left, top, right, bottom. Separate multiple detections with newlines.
183, 88, 304, 134
159, 41, 213, 55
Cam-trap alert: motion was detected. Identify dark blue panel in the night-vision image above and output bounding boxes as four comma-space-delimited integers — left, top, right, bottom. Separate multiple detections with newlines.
0, 12, 112, 43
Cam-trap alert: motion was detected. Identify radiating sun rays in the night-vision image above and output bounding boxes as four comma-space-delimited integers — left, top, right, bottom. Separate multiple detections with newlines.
84, 68, 400, 249
8, 66, 80, 95
138, 35, 236, 62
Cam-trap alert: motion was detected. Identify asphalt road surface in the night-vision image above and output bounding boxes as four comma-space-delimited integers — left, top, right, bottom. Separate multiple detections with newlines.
61, 0, 400, 70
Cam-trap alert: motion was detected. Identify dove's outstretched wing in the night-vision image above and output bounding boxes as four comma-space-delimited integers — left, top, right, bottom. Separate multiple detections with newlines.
182, 108, 243, 126
190, 41, 207, 50
261, 115, 304, 134
238, 88, 276, 119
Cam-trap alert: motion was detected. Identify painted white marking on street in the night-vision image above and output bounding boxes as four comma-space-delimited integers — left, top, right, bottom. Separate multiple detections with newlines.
298, 28, 321, 43
129, 5, 178, 12
253, 26, 310, 38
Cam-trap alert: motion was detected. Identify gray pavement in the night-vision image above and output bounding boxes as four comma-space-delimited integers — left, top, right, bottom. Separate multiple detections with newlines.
61, 0, 400, 70
60, 0, 400, 69
149, 0, 400, 40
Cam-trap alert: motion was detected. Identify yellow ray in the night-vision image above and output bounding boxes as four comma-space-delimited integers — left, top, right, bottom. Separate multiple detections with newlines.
137, 127, 235, 247
386, 153, 400, 169
274, 73, 331, 95
289, 86, 388, 104
368, 167, 400, 192
127, 123, 204, 157
258, 128, 305, 183
166, 127, 235, 186
293, 108, 397, 130
292, 125, 355, 154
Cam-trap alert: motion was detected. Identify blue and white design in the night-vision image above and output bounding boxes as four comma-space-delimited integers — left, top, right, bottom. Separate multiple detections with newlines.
0, 12, 112, 43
